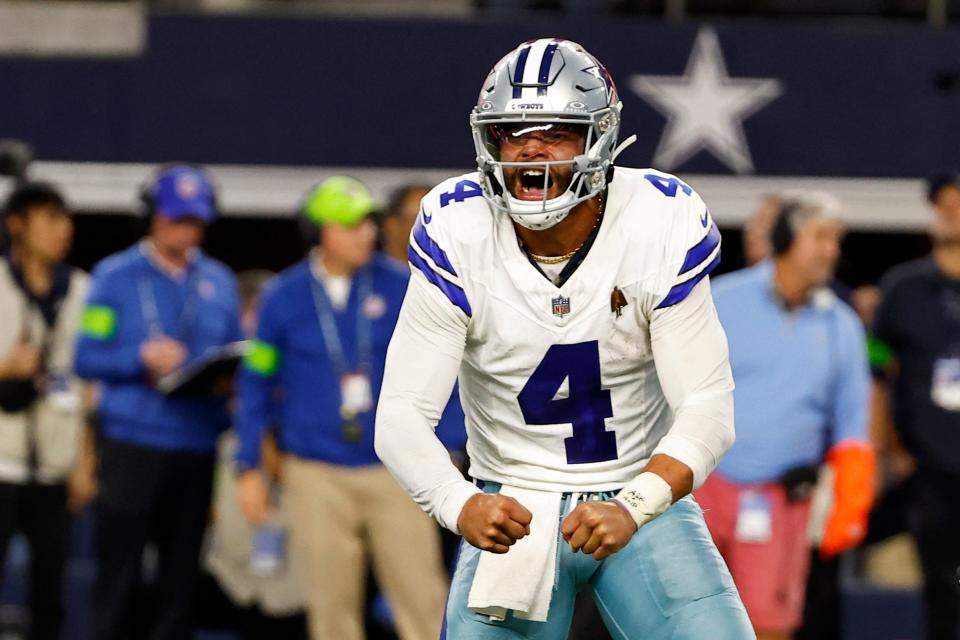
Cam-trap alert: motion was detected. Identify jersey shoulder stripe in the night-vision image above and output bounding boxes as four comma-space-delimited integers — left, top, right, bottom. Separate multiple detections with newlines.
678, 220, 720, 277
408, 245, 472, 317
407, 211, 472, 317
641, 176, 721, 309
407, 172, 491, 317
412, 217, 458, 278
656, 251, 720, 309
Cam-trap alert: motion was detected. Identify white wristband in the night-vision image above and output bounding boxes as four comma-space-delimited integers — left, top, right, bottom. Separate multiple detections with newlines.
613, 472, 674, 529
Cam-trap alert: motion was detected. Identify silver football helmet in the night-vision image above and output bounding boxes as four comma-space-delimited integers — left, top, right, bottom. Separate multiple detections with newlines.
470, 39, 635, 230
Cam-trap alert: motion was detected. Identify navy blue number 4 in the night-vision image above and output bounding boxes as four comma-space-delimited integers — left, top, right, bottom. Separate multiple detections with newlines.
518, 341, 617, 464
440, 179, 483, 207
643, 174, 692, 198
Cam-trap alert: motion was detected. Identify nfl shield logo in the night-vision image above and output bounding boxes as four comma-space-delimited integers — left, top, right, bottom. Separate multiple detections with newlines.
552, 296, 571, 318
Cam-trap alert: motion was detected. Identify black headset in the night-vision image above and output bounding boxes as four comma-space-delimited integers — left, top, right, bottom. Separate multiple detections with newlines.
770, 199, 803, 257
294, 181, 326, 250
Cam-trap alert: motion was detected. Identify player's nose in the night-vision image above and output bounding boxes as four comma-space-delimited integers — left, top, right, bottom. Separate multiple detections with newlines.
517, 138, 550, 160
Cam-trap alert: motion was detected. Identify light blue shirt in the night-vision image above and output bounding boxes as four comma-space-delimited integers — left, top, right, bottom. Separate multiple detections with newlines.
712, 261, 869, 484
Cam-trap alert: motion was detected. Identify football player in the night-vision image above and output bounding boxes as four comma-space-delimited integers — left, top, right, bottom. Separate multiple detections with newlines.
375, 39, 753, 639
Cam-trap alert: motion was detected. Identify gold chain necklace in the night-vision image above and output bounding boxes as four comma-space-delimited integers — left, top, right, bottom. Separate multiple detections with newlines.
528, 246, 581, 264
524, 192, 605, 265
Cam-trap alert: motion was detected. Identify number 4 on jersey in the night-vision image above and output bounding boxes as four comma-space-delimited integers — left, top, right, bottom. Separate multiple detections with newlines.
643, 174, 692, 198
440, 179, 483, 208
518, 341, 618, 464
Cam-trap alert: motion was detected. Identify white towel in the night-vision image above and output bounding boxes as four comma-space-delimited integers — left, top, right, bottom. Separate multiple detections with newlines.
467, 486, 563, 622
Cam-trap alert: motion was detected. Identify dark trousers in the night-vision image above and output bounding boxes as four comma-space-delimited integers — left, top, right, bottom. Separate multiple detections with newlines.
193, 570, 308, 640
796, 551, 840, 640
91, 438, 214, 640
0, 481, 70, 640
909, 468, 960, 640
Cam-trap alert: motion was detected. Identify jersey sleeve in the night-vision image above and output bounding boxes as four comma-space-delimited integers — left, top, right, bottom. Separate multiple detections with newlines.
648, 179, 722, 311
405, 192, 473, 320
374, 273, 479, 532
649, 277, 735, 489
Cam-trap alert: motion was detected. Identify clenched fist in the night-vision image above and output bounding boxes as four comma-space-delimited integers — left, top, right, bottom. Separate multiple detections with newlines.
561, 500, 637, 561
458, 493, 533, 554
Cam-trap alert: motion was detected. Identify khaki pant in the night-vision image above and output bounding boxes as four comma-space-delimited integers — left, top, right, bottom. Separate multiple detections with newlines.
284, 456, 448, 640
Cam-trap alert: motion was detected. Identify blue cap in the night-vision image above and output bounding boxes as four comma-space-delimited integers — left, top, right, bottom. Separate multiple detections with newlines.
149, 166, 217, 223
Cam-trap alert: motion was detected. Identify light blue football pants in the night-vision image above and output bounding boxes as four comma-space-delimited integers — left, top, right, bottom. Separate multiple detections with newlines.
442, 484, 754, 639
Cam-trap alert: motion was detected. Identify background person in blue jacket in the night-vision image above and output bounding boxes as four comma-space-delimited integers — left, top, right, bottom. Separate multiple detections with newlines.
74, 164, 242, 640
234, 176, 448, 640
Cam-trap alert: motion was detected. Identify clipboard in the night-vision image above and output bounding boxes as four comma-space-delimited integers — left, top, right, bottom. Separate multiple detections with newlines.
156, 340, 250, 396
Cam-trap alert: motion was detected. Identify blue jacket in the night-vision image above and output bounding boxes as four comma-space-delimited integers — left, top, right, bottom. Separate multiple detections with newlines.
75, 243, 242, 454
235, 254, 465, 468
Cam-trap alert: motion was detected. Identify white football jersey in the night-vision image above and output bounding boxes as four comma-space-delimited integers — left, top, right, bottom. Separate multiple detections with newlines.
405, 167, 721, 493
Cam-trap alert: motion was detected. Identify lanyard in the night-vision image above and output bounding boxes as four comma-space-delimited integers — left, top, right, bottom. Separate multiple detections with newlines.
137, 268, 201, 340
308, 266, 373, 377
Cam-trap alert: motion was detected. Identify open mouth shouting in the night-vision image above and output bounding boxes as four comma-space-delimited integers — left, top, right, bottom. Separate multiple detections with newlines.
511, 165, 571, 202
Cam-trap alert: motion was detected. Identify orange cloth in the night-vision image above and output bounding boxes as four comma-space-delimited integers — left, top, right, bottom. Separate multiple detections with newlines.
820, 442, 876, 558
